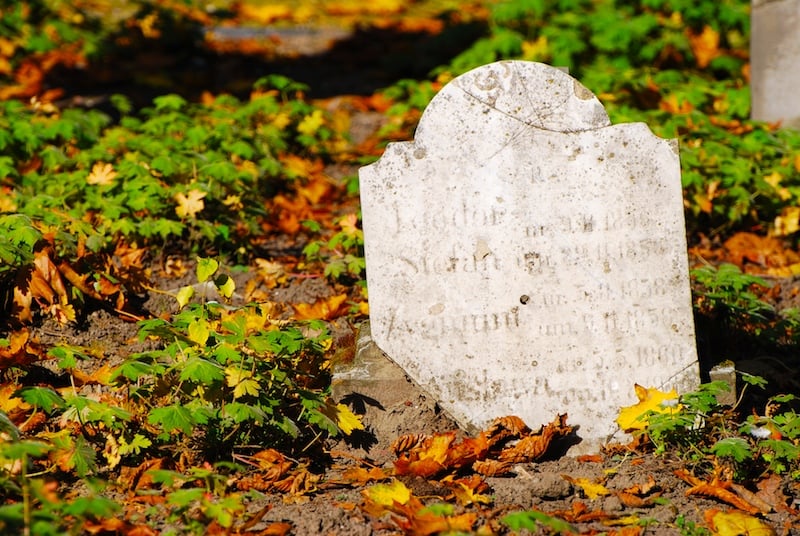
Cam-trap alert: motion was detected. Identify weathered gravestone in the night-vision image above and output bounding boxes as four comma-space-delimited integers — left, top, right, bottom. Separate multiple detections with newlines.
751, 0, 800, 127
359, 61, 699, 452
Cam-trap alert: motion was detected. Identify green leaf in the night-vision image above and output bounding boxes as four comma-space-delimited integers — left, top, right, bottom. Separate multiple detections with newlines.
502, 510, 578, 533
118, 433, 152, 456
710, 437, 752, 463
18, 387, 65, 413
149, 404, 203, 435
196, 258, 219, 283
740, 373, 768, 389
153, 94, 187, 112
62, 496, 120, 519
68, 435, 98, 477
222, 402, 268, 423
180, 357, 224, 383
166, 488, 205, 507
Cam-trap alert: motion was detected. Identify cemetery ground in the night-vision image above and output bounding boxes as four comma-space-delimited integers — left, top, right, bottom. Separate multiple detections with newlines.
2, 0, 800, 534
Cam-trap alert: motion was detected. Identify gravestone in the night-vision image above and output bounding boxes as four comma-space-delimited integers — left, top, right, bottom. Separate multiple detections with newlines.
359, 61, 699, 453
751, 0, 800, 127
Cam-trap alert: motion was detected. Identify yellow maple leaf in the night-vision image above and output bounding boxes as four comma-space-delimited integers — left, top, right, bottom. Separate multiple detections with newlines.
297, 110, 325, 136
616, 384, 680, 432
774, 206, 800, 236
225, 367, 252, 387
339, 213, 362, 240
451, 481, 493, 506
562, 475, 610, 500
363, 479, 411, 507
0, 383, 30, 414
706, 510, 776, 536
175, 189, 206, 218
271, 112, 291, 129
334, 403, 364, 435
87, 162, 117, 186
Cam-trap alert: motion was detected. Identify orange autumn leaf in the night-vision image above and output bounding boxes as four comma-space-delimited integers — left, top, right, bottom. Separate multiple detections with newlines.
340, 466, 390, 486
394, 431, 455, 478
472, 458, 514, 477
446, 475, 492, 506
0, 382, 30, 415
688, 25, 721, 68
499, 414, 572, 463
297, 177, 331, 204
292, 293, 349, 320
686, 483, 763, 515
280, 154, 324, 180
660, 94, 693, 114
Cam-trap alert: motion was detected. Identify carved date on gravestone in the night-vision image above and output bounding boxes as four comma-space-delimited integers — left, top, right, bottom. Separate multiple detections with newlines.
359, 61, 699, 452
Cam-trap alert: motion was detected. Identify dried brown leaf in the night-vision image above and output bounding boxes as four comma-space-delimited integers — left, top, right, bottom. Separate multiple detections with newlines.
482, 415, 530, 448
499, 413, 572, 463
391, 433, 429, 456
472, 458, 513, 477
685, 483, 762, 515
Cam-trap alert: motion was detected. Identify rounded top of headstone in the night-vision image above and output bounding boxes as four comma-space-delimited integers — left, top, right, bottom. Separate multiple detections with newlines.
417, 61, 610, 135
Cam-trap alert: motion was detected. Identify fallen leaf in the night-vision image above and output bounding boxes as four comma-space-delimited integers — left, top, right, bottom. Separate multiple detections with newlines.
86, 162, 117, 186
482, 415, 531, 448
319, 400, 364, 435
472, 458, 514, 477
340, 466, 389, 486
684, 481, 762, 515
174, 189, 206, 218
704, 509, 776, 536
755, 474, 796, 514
292, 293, 349, 320
499, 414, 572, 463
362, 479, 411, 512
688, 25, 721, 68
446, 475, 492, 506
391, 433, 429, 456
774, 206, 800, 236
616, 384, 680, 432
562, 475, 611, 500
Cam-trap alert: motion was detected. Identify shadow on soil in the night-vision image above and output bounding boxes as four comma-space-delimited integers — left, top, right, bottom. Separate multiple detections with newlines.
47, 14, 488, 109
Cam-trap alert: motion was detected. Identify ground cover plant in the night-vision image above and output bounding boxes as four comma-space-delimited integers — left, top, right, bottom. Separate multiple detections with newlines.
1, 0, 800, 534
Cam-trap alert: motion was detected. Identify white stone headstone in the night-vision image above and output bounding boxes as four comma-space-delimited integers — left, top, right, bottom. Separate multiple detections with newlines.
359, 61, 699, 452
751, 0, 800, 127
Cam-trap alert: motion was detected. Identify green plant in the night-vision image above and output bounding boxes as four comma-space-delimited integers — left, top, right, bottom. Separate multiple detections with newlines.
692, 263, 775, 328
303, 214, 365, 282
0, 416, 119, 535
641, 375, 800, 481
501, 509, 577, 534
675, 514, 712, 536
111, 258, 351, 461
